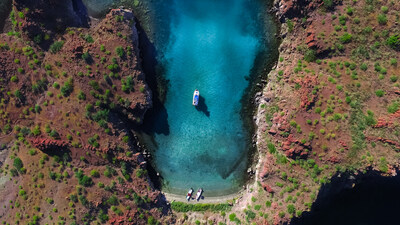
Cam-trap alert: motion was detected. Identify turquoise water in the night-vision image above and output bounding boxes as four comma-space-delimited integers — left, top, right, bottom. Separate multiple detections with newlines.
83, 0, 271, 195
144, 0, 268, 195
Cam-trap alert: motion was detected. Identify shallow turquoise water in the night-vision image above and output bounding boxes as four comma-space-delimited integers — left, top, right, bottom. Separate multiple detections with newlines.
144, 0, 267, 195
84, 0, 270, 195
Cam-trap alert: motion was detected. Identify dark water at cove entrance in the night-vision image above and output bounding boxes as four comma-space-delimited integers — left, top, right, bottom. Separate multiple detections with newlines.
292, 173, 400, 225
0, 0, 12, 32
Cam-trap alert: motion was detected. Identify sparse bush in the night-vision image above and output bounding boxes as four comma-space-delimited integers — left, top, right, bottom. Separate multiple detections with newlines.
84, 34, 94, 43
375, 89, 385, 97
77, 91, 86, 100
360, 63, 368, 71
388, 102, 400, 114
387, 35, 400, 50
340, 33, 352, 43
322, 0, 334, 10
10, 75, 18, 82
304, 49, 316, 62
61, 78, 73, 97
106, 195, 119, 206
267, 142, 276, 154
90, 169, 100, 178
13, 157, 23, 171
377, 14, 388, 25
115, 46, 125, 58
49, 41, 64, 54
287, 204, 295, 214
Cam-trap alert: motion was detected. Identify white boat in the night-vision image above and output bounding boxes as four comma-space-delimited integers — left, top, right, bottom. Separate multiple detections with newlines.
186, 188, 193, 201
193, 89, 199, 106
196, 188, 203, 201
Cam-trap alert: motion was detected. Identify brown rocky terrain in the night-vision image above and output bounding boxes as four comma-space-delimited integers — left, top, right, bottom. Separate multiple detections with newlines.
0, 1, 173, 224
251, 0, 400, 224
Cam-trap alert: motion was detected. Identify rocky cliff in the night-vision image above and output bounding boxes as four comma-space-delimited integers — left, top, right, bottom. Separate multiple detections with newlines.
251, 0, 400, 224
0, 1, 173, 224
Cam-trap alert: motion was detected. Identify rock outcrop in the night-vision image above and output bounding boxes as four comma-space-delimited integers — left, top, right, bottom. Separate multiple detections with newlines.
30, 138, 69, 151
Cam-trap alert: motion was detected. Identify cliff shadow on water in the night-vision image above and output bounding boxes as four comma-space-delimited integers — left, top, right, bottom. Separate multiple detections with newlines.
0, 0, 12, 33
135, 18, 167, 189
240, 0, 280, 170
292, 170, 400, 225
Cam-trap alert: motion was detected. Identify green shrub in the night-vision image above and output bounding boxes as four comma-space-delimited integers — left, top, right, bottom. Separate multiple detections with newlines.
49, 41, 64, 54
10, 75, 18, 82
13, 157, 23, 171
381, 6, 389, 14
390, 58, 398, 66
304, 49, 316, 62
61, 78, 73, 97
346, 7, 353, 16
267, 142, 276, 154
377, 14, 387, 25
340, 33, 352, 43
322, 0, 334, 10
90, 169, 100, 178
387, 35, 400, 50
170, 201, 231, 212
115, 46, 125, 58
245, 209, 256, 222
287, 204, 295, 214
79, 195, 89, 207
375, 89, 385, 97
388, 102, 400, 113
98, 209, 109, 223
17, 67, 24, 73
77, 91, 86, 100
76, 171, 93, 187
360, 63, 368, 71
107, 195, 119, 206
122, 136, 129, 143
379, 157, 388, 173
84, 34, 94, 43
365, 110, 376, 126
287, 19, 294, 32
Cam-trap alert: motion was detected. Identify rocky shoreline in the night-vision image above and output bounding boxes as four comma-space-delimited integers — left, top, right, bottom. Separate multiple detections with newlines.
250, 0, 400, 224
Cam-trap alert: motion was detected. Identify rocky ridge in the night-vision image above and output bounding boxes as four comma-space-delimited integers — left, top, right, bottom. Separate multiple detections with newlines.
0, 1, 173, 224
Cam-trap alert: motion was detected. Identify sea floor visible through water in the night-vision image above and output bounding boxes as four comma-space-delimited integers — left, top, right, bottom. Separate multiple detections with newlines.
138, 0, 278, 197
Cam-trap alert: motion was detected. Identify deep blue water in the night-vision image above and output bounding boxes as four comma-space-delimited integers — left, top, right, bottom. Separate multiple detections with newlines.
142, 0, 268, 195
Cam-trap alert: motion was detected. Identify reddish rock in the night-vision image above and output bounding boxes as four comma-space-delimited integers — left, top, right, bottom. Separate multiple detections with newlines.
260, 153, 274, 178
367, 136, 400, 149
294, 75, 319, 109
281, 135, 311, 158
270, 112, 290, 135
109, 210, 137, 225
373, 109, 400, 128
328, 155, 341, 164
30, 138, 69, 151
339, 140, 349, 150
262, 183, 274, 193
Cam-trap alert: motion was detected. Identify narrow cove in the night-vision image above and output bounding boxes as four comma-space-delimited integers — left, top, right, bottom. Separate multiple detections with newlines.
140, 0, 274, 196
81, 0, 277, 196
